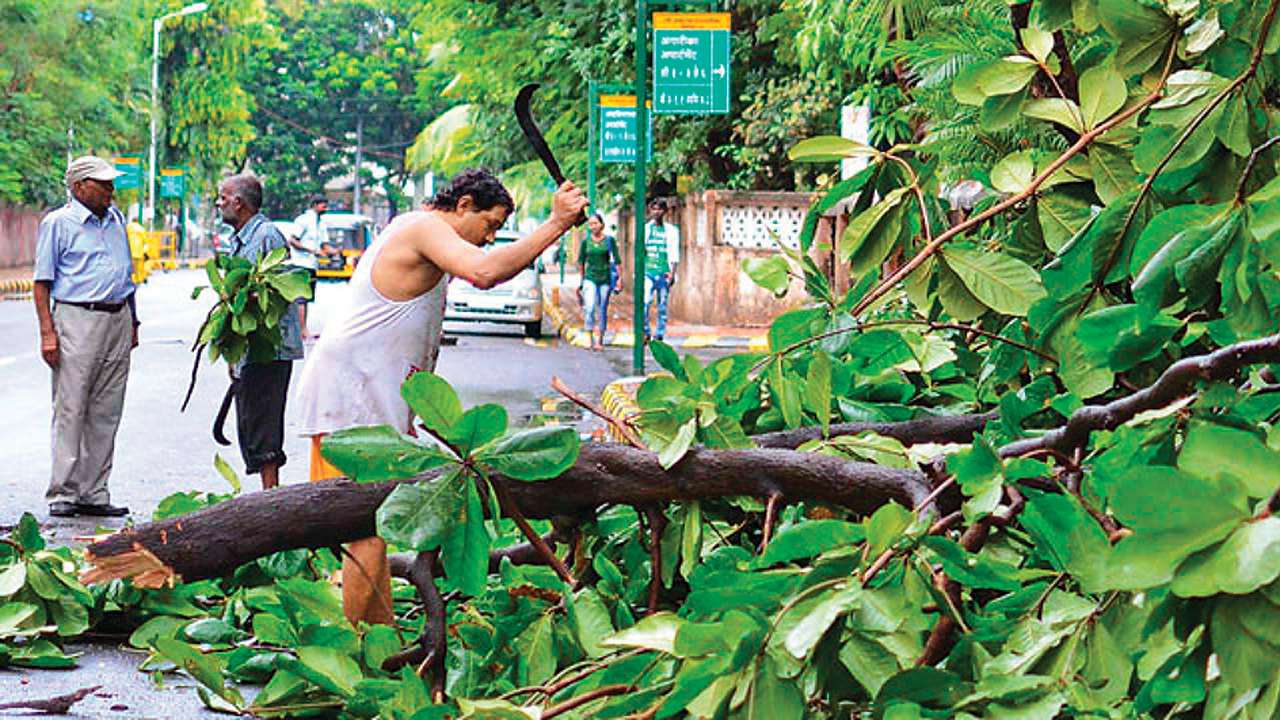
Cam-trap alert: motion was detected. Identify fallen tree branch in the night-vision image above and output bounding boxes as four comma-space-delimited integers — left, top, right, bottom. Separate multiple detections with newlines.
753, 412, 995, 450
1000, 333, 1280, 458
83, 445, 931, 586
382, 552, 445, 684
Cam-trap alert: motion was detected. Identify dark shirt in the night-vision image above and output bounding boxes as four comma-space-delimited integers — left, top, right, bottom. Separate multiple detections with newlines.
579, 235, 618, 285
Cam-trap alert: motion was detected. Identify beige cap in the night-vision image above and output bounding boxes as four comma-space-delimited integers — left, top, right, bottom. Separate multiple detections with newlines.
65, 156, 124, 186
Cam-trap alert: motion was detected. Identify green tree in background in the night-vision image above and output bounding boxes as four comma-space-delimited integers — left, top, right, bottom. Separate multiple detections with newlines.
243, 0, 441, 218
0, 0, 146, 206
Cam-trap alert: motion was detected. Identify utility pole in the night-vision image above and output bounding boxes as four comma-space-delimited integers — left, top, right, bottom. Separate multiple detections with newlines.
354, 113, 364, 216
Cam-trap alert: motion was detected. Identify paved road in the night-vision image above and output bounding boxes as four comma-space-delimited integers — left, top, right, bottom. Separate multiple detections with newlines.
0, 268, 639, 716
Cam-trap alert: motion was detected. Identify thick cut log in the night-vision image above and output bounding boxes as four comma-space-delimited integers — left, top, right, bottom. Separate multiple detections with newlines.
753, 412, 995, 450
84, 444, 930, 586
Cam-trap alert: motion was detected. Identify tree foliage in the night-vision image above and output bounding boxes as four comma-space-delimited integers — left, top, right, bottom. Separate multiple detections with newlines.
0, 0, 146, 205
10, 0, 1280, 718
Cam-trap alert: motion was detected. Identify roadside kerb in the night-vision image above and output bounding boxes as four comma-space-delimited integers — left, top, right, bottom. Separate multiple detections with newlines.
541, 291, 767, 351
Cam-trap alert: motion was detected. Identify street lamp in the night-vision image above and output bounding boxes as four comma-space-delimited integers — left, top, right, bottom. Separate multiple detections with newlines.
148, 2, 208, 230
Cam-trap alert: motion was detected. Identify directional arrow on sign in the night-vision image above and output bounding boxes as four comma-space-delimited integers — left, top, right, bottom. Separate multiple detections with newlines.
713, 65, 726, 77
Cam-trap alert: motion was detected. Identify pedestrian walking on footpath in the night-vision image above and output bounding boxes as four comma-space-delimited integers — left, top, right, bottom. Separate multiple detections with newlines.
643, 199, 680, 342
296, 168, 587, 626
286, 195, 328, 339
577, 213, 620, 351
217, 173, 304, 491
33, 156, 140, 518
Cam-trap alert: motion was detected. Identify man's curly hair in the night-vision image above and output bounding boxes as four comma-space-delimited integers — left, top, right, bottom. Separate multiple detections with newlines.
429, 168, 515, 214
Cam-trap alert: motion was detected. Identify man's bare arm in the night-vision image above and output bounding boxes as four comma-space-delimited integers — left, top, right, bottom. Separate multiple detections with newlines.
425, 182, 586, 289
33, 281, 58, 368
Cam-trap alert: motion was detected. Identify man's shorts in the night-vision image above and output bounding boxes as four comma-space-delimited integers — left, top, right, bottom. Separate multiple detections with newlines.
235, 360, 292, 474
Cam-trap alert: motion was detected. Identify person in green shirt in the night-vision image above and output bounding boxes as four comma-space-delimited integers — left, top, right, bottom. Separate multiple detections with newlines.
643, 199, 680, 341
577, 213, 620, 351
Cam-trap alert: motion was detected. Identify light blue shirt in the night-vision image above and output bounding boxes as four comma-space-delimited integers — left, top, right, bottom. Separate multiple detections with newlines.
229, 213, 304, 362
33, 199, 135, 304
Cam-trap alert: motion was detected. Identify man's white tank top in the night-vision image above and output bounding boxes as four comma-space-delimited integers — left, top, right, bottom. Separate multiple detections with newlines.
295, 229, 447, 436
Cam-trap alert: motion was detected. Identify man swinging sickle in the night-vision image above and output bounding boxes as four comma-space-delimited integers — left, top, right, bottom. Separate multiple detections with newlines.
295, 168, 587, 625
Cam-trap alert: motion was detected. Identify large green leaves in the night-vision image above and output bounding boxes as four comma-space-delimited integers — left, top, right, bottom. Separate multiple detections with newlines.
841, 186, 910, 275
376, 469, 468, 553
940, 244, 1046, 316
477, 425, 580, 481
1097, 0, 1177, 74
321, 425, 454, 482
401, 372, 463, 434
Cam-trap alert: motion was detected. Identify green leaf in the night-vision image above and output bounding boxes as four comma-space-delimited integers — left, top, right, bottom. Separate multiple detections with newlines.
0, 562, 25, 598
1171, 517, 1280, 597
785, 583, 861, 659
866, 503, 913, 557
768, 308, 824, 352
1215, 98, 1251, 157
400, 372, 462, 434
264, 268, 313, 302
13, 513, 44, 551
295, 645, 362, 698
0, 602, 39, 638
804, 351, 833, 435
975, 57, 1040, 96
478, 425, 580, 481
1020, 493, 1111, 592
1211, 597, 1280, 692
1022, 99, 1085, 134
212, 453, 241, 494
568, 588, 614, 658
322, 425, 455, 483
153, 637, 242, 707
768, 361, 803, 430
445, 404, 508, 456
990, 151, 1036, 194
1076, 304, 1181, 372
1106, 466, 1249, 590
1038, 190, 1095, 253
601, 611, 683, 654
940, 244, 1046, 316
375, 469, 467, 552
440, 477, 489, 596
742, 256, 790, 298
1179, 422, 1280, 498
1088, 144, 1139, 205
1021, 27, 1054, 63
649, 340, 686, 380
920, 537, 1024, 591
514, 613, 556, 686
679, 501, 703, 580
841, 187, 909, 268
755, 520, 865, 567
658, 419, 697, 469
788, 136, 879, 163
1097, 0, 1176, 74
1078, 65, 1127, 130
747, 655, 806, 720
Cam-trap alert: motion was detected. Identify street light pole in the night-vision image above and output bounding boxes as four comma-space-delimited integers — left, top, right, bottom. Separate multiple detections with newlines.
148, 2, 208, 231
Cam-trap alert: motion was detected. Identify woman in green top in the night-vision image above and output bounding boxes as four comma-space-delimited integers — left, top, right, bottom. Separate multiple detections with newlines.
577, 214, 621, 351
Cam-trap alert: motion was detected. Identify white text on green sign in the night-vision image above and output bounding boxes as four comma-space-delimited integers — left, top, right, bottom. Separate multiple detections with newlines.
652, 13, 731, 115
599, 95, 652, 164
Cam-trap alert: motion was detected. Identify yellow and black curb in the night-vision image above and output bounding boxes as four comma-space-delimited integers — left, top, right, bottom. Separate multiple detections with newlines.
0, 278, 33, 295
541, 293, 767, 351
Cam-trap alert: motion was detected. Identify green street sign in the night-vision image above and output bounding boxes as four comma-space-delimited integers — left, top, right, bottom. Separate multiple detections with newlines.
652, 12, 731, 115
113, 155, 143, 191
159, 168, 185, 199
599, 94, 653, 164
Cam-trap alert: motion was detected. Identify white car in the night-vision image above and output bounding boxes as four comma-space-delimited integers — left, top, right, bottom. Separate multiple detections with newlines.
445, 230, 544, 337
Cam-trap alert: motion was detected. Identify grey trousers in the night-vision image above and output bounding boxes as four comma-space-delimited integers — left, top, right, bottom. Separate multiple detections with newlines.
46, 303, 132, 505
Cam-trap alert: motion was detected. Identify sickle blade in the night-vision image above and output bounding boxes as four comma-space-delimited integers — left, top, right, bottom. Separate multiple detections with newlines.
514, 83, 566, 186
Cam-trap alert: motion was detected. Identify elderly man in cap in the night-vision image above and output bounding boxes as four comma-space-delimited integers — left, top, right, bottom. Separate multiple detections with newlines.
33, 156, 139, 518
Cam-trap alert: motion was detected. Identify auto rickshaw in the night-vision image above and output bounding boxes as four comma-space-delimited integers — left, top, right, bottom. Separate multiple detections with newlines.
316, 213, 375, 280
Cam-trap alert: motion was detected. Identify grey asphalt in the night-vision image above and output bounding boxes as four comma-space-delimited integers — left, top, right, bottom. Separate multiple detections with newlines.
0, 268, 637, 717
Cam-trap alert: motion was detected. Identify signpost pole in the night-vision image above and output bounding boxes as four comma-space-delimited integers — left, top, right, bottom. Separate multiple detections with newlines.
632, 0, 648, 376
587, 78, 598, 213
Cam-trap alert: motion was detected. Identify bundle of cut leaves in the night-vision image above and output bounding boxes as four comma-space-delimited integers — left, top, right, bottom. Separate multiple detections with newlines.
182, 248, 312, 409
